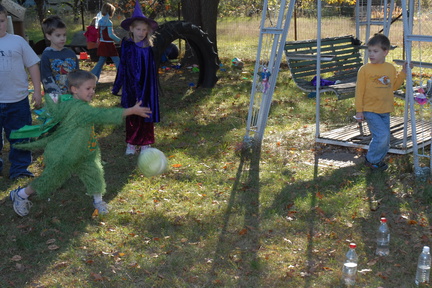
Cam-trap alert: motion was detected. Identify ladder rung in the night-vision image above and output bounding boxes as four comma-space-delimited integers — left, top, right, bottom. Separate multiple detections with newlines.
261, 27, 284, 35
394, 59, 432, 69
358, 21, 389, 25
406, 34, 432, 43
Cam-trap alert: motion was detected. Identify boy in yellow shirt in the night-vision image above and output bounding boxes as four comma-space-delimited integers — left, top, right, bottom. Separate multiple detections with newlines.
355, 34, 409, 171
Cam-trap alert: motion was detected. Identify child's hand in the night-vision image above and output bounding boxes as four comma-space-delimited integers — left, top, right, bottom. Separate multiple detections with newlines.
32, 91, 43, 108
354, 112, 364, 122
402, 61, 414, 74
125, 101, 152, 118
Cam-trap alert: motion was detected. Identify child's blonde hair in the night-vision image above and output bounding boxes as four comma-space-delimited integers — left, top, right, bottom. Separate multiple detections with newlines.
129, 19, 155, 47
101, 3, 116, 17
67, 70, 97, 91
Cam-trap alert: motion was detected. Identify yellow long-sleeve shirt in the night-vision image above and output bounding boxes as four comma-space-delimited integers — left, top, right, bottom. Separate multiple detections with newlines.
355, 62, 406, 113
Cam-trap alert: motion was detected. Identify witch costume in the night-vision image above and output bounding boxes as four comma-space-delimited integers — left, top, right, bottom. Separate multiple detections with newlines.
112, 0, 159, 146
11, 94, 124, 198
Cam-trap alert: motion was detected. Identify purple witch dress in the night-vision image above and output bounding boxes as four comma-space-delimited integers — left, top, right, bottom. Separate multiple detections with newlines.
112, 38, 160, 146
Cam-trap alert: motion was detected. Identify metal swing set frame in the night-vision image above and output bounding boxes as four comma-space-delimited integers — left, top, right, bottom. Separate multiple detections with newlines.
244, 0, 432, 175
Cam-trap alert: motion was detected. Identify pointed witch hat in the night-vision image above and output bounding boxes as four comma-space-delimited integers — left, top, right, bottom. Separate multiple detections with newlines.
120, 0, 158, 31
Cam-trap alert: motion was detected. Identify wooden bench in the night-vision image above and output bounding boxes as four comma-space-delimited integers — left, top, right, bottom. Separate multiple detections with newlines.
284, 35, 362, 100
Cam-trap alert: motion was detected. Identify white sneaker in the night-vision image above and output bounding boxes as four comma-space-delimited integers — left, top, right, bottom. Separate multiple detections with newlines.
93, 201, 109, 215
125, 144, 136, 155
10, 187, 32, 217
140, 145, 151, 154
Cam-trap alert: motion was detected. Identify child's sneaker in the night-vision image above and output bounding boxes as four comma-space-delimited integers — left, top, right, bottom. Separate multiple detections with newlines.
125, 144, 136, 155
140, 145, 151, 154
93, 201, 109, 215
365, 159, 388, 171
10, 187, 32, 217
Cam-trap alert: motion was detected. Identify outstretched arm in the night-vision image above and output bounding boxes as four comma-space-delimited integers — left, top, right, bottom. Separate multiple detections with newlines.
123, 101, 152, 118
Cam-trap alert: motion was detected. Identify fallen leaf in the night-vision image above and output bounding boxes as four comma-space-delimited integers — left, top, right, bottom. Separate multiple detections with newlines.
367, 258, 378, 266
54, 261, 68, 269
376, 271, 388, 279
48, 244, 60, 250
283, 237, 292, 244
91, 272, 103, 281
46, 239, 56, 245
358, 269, 372, 274
129, 262, 140, 268
238, 228, 247, 235
172, 164, 182, 168
11, 255, 22, 261
421, 235, 429, 243
246, 225, 255, 231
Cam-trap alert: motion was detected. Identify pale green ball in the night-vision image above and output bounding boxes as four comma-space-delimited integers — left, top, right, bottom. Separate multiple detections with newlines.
138, 148, 168, 177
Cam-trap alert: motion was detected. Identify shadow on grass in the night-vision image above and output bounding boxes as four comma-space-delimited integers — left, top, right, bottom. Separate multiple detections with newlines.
261, 148, 429, 287
208, 141, 262, 287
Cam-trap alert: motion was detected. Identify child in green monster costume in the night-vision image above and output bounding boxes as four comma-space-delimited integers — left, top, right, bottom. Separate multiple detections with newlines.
9, 70, 152, 217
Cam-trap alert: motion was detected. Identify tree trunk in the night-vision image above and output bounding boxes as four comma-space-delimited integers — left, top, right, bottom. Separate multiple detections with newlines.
181, 0, 219, 55
34, 0, 46, 39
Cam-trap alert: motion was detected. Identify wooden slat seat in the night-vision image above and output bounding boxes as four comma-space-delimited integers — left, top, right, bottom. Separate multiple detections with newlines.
284, 35, 362, 100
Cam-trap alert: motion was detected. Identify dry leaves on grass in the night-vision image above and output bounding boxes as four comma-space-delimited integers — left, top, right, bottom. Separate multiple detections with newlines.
10, 255, 22, 261
91, 272, 104, 281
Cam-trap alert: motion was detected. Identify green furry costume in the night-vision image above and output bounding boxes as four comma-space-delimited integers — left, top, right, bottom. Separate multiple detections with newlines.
12, 94, 124, 198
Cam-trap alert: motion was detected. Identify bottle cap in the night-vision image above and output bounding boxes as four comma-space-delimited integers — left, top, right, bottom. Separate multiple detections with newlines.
349, 243, 356, 249
424, 246, 430, 253
380, 217, 387, 223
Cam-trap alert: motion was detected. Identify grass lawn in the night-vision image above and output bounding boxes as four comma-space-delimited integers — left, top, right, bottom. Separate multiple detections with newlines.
1, 16, 432, 287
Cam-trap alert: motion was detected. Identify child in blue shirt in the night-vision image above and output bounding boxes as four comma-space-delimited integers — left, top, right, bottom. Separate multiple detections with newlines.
40, 15, 79, 95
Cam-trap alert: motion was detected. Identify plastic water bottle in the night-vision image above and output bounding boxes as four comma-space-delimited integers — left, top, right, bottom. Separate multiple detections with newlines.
415, 246, 431, 285
342, 243, 358, 286
376, 217, 390, 256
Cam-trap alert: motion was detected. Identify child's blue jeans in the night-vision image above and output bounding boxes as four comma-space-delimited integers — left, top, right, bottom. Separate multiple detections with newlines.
363, 111, 390, 164
0, 97, 33, 179
91, 56, 120, 80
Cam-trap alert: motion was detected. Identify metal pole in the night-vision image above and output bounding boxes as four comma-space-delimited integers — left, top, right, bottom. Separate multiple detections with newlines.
315, 0, 322, 139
